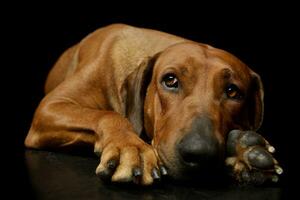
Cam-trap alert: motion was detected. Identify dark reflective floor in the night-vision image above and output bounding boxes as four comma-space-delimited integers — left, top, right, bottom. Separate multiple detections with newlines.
24, 150, 284, 200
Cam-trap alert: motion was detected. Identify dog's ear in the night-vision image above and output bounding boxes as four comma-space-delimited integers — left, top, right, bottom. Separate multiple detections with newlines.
124, 53, 161, 135
240, 72, 264, 131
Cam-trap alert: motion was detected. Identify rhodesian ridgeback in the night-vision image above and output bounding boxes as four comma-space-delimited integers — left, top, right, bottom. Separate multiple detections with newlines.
25, 24, 282, 185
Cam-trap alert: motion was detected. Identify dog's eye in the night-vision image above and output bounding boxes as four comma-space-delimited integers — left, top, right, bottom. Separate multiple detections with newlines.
162, 73, 179, 90
226, 84, 243, 100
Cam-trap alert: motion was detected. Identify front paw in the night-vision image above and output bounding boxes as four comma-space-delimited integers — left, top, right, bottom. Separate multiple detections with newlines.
94, 133, 167, 185
225, 130, 283, 185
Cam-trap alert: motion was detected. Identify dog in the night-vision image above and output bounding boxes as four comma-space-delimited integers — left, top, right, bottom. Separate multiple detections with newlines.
25, 24, 282, 185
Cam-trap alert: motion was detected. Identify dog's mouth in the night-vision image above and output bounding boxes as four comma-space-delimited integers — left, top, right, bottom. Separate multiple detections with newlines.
157, 146, 225, 182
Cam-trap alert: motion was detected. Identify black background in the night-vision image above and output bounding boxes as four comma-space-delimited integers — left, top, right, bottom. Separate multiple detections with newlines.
3, 1, 296, 198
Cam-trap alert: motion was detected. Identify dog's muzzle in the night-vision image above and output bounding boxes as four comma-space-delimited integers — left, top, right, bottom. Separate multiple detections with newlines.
177, 117, 222, 171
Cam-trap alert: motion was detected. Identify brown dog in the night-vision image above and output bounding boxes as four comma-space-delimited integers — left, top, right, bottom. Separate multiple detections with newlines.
25, 24, 282, 185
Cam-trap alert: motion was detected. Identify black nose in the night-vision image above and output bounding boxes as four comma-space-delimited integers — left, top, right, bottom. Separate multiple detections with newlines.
178, 133, 219, 166
177, 117, 220, 167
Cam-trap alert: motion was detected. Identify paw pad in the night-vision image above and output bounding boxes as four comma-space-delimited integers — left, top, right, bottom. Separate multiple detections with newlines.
246, 146, 274, 169
226, 129, 283, 184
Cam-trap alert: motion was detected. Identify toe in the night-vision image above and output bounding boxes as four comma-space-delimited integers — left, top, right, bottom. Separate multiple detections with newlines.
245, 146, 274, 169
227, 130, 244, 156
140, 148, 159, 185
111, 146, 140, 182
239, 131, 266, 147
96, 146, 120, 181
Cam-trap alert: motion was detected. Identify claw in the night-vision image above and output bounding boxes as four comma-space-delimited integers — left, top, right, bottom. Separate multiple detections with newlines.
151, 168, 161, 180
97, 168, 113, 182
275, 165, 283, 175
96, 159, 119, 182
133, 167, 142, 177
159, 165, 168, 176
132, 167, 142, 184
241, 170, 251, 182
94, 149, 102, 157
271, 175, 279, 182
266, 145, 276, 153
107, 159, 118, 170
250, 171, 266, 185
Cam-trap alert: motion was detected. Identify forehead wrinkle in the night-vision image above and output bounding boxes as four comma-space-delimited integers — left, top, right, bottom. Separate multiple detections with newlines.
208, 56, 251, 81
194, 60, 233, 98
208, 50, 250, 76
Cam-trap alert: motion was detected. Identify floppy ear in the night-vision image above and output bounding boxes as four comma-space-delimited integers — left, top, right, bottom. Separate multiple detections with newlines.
240, 72, 264, 131
124, 53, 161, 135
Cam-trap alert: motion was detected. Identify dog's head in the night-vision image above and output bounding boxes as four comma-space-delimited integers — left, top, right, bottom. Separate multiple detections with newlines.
132, 42, 263, 179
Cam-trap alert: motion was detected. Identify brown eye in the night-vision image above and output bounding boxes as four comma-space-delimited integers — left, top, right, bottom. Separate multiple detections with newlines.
162, 73, 179, 91
226, 84, 243, 100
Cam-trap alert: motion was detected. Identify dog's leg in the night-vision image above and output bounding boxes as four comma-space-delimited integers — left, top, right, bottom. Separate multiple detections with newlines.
225, 130, 283, 185
25, 100, 164, 185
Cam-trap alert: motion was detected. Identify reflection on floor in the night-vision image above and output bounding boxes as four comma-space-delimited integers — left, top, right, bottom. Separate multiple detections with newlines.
25, 150, 283, 200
